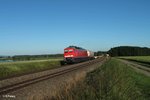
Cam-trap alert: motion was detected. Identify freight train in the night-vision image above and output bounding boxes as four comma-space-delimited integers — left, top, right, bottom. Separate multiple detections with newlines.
64, 46, 94, 64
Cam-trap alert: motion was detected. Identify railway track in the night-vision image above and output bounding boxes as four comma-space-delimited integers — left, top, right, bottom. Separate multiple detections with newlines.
0, 57, 106, 95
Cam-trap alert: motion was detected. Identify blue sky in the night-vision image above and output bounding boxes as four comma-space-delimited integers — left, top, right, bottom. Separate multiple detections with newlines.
0, 0, 150, 55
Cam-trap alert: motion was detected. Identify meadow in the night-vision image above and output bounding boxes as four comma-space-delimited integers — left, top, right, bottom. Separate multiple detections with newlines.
119, 56, 150, 64
52, 58, 150, 100
0, 58, 62, 79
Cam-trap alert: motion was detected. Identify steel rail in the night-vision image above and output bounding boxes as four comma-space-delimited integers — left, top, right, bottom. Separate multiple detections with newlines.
0, 57, 106, 95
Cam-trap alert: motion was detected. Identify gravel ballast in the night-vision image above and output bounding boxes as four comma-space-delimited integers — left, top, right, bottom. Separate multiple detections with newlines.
0, 58, 107, 100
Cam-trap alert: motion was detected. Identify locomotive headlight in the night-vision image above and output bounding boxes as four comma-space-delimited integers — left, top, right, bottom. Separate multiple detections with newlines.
65, 55, 73, 57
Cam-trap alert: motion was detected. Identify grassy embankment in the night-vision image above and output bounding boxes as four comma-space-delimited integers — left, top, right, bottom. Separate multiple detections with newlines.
52, 58, 150, 100
0, 58, 62, 79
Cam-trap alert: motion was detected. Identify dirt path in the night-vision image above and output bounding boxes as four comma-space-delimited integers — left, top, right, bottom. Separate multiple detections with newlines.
118, 59, 150, 77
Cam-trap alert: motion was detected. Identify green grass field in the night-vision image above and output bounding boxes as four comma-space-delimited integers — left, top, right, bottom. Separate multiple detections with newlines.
53, 58, 150, 100
119, 56, 150, 64
0, 59, 62, 79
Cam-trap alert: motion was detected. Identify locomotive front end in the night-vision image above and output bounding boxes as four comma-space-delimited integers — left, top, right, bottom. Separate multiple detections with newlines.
64, 48, 75, 63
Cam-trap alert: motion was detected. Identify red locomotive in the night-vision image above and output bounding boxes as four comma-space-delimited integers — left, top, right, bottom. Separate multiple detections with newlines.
64, 46, 94, 63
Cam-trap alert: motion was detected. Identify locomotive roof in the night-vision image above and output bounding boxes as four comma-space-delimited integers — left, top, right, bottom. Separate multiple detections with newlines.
67, 46, 86, 50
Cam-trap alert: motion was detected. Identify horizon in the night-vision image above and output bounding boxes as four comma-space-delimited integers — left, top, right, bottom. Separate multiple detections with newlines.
0, 0, 150, 55
0, 45, 149, 56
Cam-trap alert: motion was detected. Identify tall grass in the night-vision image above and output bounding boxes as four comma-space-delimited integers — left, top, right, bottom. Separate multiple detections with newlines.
0, 60, 61, 79
51, 58, 150, 100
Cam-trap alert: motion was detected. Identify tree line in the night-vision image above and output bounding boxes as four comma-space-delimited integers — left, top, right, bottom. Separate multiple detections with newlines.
94, 51, 107, 56
12, 54, 63, 61
108, 46, 150, 57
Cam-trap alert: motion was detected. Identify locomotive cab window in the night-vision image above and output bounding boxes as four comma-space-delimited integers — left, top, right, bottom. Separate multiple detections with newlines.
64, 50, 68, 53
69, 49, 73, 52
